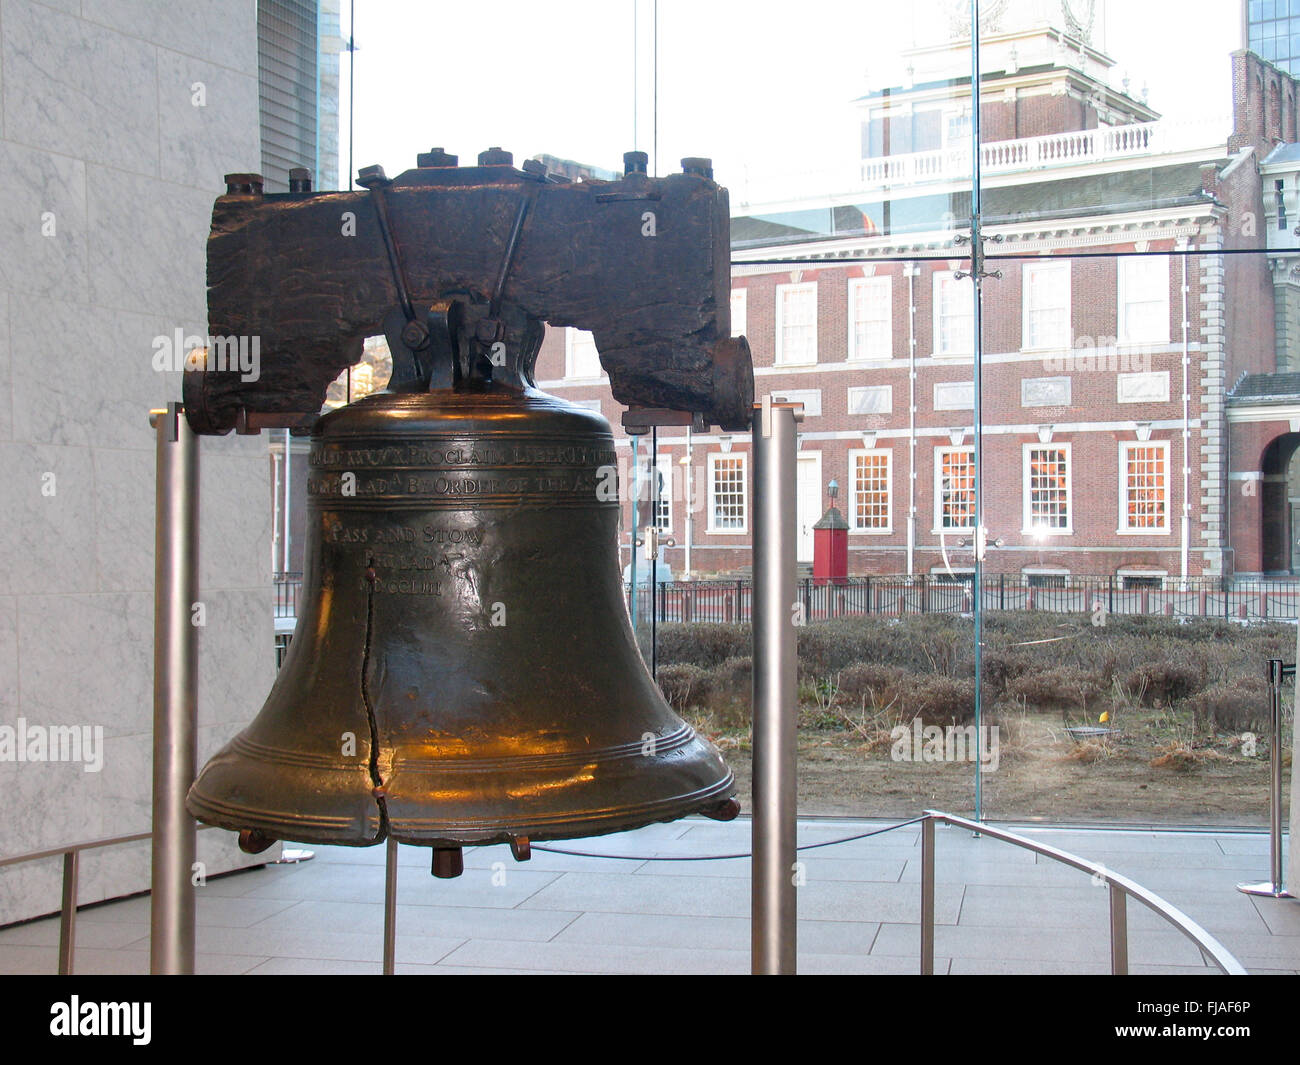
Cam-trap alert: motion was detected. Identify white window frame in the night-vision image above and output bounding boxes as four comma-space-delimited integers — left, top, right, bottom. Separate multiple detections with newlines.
1021, 442, 1073, 536
731, 288, 747, 338
1117, 440, 1171, 534
707, 452, 748, 534
1116, 567, 1168, 590
847, 276, 892, 361
774, 281, 818, 366
652, 453, 673, 535
932, 270, 974, 358
565, 328, 603, 379
1023, 565, 1071, 589
847, 448, 893, 534
1117, 255, 1170, 346
1021, 260, 1072, 351
933, 446, 976, 533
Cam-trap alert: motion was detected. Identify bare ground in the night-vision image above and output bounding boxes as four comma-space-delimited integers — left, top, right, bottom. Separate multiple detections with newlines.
712, 722, 1289, 826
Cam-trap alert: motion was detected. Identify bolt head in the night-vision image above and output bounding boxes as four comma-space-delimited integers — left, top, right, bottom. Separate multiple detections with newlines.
357, 164, 389, 188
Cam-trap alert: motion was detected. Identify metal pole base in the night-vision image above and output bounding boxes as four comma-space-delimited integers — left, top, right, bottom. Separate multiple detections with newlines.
1236, 881, 1293, 898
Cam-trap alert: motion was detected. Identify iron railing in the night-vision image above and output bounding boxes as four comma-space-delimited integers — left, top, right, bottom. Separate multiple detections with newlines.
274, 571, 1300, 624
623, 575, 1300, 624
1, 814, 1249, 975
919, 812, 1247, 975
0, 825, 222, 975
274, 572, 302, 618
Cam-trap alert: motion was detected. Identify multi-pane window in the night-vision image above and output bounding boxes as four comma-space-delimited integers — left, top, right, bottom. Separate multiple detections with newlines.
1022, 261, 1071, 350
775, 282, 818, 364
847, 277, 891, 360
652, 456, 672, 533
566, 328, 601, 378
849, 450, 891, 531
1023, 445, 1071, 533
708, 453, 747, 533
1119, 442, 1169, 532
1118, 256, 1170, 345
933, 272, 974, 356
935, 447, 975, 530
731, 288, 747, 338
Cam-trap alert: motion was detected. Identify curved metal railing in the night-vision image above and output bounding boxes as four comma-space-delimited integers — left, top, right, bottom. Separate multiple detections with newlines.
919, 811, 1248, 975
1, 814, 1250, 975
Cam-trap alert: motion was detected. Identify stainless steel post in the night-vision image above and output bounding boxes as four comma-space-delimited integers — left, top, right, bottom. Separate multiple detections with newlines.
58, 850, 78, 976
383, 837, 398, 975
1109, 883, 1129, 975
752, 397, 801, 975
149, 403, 198, 975
1238, 658, 1293, 898
920, 818, 935, 975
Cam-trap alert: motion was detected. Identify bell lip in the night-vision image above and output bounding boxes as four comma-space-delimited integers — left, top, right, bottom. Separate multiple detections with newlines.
186, 773, 736, 851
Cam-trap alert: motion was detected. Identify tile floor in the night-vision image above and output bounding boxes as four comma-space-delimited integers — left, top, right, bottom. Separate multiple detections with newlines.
1, 818, 1296, 975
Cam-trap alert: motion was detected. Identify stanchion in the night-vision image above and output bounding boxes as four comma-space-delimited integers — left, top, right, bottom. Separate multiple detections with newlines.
1238, 658, 1293, 899
752, 396, 801, 975
149, 403, 199, 974
383, 838, 398, 975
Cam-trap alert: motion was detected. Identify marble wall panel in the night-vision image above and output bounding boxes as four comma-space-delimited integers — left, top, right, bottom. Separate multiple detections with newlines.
81, 0, 258, 77
0, 141, 87, 302
86, 170, 215, 319
156, 49, 260, 189
2, 1, 159, 175
0, 443, 97, 597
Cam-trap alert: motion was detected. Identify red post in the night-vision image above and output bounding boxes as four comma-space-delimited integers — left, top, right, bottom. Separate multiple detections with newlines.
813, 505, 848, 586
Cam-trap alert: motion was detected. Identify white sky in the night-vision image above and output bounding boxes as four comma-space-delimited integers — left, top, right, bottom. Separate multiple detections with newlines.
337, 0, 1241, 193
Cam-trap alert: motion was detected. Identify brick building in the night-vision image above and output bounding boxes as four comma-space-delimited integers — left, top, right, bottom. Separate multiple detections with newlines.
533, 20, 1295, 585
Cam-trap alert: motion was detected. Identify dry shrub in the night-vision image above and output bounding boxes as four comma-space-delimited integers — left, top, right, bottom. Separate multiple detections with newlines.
1061, 740, 1113, 764
1008, 666, 1105, 713
705, 656, 753, 729
656, 663, 709, 714
1149, 743, 1229, 771
836, 662, 914, 712
980, 649, 1034, 697
654, 622, 749, 669
1190, 675, 1270, 734
904, 674, 977, 725
1124, 655, 1205, 706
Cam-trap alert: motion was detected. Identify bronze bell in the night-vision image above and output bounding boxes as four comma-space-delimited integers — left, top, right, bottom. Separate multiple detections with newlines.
186, 386, 738, 870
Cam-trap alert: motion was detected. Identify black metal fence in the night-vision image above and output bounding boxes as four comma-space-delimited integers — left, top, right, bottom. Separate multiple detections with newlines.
274, 572, 302, 619
623, 575, 1300, 624
273, 571, 1300, 623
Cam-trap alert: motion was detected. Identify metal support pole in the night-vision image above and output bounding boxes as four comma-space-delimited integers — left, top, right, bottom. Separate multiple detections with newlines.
1238, 658, 1293, 898
58, 850, 78, 976
383, 837, 398, 974
1109, 883, 1129, 975
920, 818, 935, 975
752, 397, 801, 975
149, 402, 198, 974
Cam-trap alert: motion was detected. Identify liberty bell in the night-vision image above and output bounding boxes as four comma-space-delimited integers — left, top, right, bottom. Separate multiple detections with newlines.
183, 148, 754, 875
